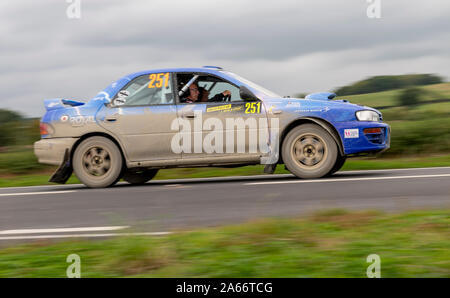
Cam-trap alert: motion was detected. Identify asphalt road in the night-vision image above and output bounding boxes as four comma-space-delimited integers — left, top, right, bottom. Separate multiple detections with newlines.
0, 167, 449, 242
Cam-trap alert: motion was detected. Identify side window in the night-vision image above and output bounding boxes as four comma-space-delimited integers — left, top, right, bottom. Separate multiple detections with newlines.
176, 73, 241, 103
206, 81, 240, 102
115, 73, 174, 106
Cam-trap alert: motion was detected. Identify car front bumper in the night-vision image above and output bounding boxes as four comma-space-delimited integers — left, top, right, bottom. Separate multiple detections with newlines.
334, 122, 390, 155
34, 138, 79, 165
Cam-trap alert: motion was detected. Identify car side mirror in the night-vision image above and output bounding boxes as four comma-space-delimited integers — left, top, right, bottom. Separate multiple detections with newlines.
239, 86, 259, 101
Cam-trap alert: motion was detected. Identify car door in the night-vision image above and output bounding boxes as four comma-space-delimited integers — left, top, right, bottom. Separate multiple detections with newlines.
98, 72, 180, 162
175, 72, 268, 161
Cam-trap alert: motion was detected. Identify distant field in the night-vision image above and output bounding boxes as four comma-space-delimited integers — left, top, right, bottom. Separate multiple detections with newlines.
337, 82, 450, 108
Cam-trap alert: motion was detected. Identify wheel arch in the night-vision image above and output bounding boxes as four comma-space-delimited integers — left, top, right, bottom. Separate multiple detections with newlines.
70, 132, 127, 167
279, 117, 345, 163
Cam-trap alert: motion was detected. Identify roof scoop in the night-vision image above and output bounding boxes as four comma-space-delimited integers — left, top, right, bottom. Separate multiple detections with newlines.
305, 92, 336, 101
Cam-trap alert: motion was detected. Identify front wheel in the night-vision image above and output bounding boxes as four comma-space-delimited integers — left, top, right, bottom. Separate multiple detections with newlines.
327, 155, 346, 176
282, 124, 338, 179
72, 136, 123, 188
123, 169, 159, 185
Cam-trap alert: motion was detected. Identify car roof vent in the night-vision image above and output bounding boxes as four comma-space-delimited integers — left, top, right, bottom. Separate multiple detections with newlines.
202, 66, 223, 70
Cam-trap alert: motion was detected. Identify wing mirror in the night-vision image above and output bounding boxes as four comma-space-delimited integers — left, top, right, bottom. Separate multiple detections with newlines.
239, 85, 259, 101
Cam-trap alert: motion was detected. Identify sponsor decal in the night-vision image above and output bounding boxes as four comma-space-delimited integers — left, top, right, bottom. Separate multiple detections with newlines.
206, 102, 262, 114
60, 115, 69, 122
344, 129, 359, 138
70, 115, 95, 127
294, 106, 330, 113
287, 101, 301, 107
206, 104, 232, 113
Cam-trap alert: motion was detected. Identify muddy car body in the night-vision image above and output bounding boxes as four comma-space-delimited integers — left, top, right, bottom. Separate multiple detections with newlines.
34, 66, 390, 187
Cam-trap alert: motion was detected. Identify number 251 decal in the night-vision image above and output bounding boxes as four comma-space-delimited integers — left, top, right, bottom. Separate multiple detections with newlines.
148, 73, 170, 89
245, 102, 261, 114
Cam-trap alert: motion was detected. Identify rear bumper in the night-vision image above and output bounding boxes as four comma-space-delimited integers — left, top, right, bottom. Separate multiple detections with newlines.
34, 138, 79, 165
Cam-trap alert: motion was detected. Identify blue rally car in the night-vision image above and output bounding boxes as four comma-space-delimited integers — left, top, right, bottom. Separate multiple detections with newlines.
34, 66, 390, 188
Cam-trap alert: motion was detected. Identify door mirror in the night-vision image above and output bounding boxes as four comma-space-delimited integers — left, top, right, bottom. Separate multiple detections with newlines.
239, 85, 259, 101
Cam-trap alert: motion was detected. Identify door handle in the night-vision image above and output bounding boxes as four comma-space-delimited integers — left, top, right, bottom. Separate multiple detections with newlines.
272, 110, 282, 115
105, 115, 118, 122
182, 112, 196, 119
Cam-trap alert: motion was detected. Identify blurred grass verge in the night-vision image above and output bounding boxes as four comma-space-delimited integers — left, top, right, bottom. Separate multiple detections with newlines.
0, 152, 448, 187
0, 151, 449, 187
0, 209, 448, 277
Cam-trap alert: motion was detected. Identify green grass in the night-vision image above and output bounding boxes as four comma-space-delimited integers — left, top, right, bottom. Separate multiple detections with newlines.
0, 154, 449, 187
0, 209, 448, 277
0, 148, 49, 174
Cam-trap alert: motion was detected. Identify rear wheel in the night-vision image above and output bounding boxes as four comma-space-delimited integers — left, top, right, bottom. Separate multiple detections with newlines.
73, 136, 123, 188
282, 124, 338, 179
123, 169, 158, 185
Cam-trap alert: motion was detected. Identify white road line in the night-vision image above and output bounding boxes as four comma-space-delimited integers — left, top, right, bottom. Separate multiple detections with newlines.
0, 232, 172, 241
0, 190, 75, 197
0, 226, 129, 235
0, 190, 76, 197
1, 167, 449, 191
338, 166, 450, 174
245, 174, 450, 185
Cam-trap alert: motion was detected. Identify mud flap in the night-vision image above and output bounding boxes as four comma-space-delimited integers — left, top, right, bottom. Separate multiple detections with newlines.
49, 149, 73, 184
264, 164, 277, 174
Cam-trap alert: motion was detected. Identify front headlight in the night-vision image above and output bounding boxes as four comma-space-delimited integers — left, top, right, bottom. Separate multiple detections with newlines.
356, 110, 380, 122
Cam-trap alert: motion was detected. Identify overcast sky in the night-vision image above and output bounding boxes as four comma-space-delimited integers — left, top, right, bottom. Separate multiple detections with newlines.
1, 0, 449, 117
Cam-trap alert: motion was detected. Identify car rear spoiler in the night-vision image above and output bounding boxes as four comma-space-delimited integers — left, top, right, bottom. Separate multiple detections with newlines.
44, 98, 85, 111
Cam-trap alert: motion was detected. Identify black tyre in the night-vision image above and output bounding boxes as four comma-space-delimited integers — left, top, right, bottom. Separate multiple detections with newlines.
72, 136, 123, 188
327, 155, 346, 176
282, 124, 338, 179
123, 169, 158, 185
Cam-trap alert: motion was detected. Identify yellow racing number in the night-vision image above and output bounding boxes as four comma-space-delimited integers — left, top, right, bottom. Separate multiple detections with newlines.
148, 73, 170, 88
245, 102, 261, 114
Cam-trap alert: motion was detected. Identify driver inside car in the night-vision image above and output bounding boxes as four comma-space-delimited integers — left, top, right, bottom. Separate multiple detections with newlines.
181, 81, 232, 103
